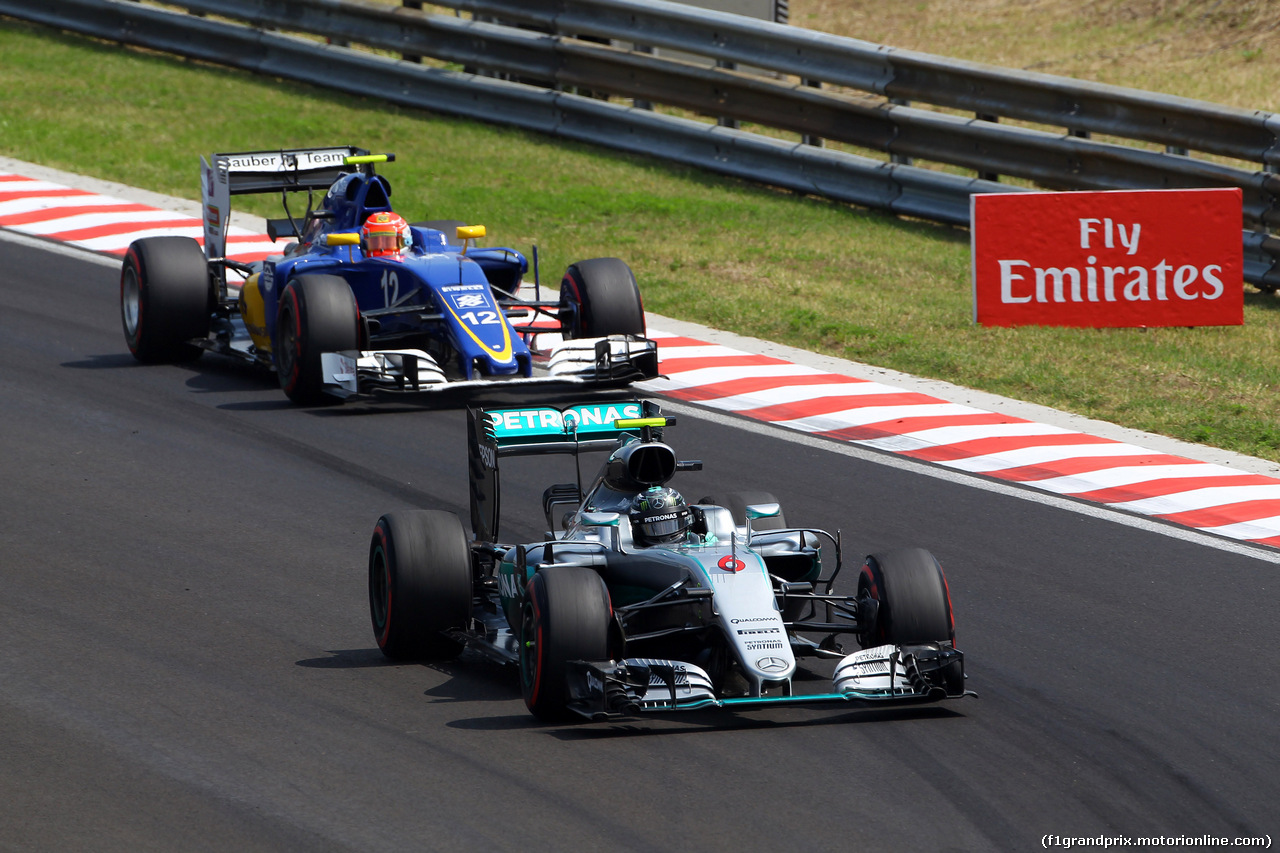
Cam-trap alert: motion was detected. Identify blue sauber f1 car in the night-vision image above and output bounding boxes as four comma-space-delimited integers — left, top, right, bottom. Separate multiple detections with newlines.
367, 400, 972, 721
120, 146, 657, 403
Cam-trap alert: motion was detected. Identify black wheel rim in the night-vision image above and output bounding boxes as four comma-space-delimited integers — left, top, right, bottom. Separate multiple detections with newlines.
122, 265, 141, 339
519, 601, 538, 690
370, 546, 389, 636
857, 574, 881, 647
278, 301, 299, 380
557, 296, 580, 338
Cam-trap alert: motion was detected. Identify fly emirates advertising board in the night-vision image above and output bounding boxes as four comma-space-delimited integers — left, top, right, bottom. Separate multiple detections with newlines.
971, 188, 1243, 327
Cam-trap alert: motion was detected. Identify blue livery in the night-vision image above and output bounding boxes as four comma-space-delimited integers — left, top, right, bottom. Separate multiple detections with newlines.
119, 146, 658, 404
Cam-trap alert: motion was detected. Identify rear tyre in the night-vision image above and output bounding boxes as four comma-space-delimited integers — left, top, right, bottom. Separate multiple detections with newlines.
120, 236, 210, 363
369, 510, 473, 660
558, 257, 645, 339
519, 566, 611, 721
276, 274, 359, 405
857, 547, 954, 649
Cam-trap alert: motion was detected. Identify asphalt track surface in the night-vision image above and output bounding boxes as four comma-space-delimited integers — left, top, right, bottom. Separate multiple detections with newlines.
2, 236, 1277, 852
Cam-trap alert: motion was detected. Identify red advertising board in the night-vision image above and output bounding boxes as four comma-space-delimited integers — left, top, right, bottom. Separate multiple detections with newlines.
971, 188, 1243, 327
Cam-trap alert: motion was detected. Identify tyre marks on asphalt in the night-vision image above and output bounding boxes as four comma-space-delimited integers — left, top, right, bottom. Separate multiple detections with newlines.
5, 168, 1280, 549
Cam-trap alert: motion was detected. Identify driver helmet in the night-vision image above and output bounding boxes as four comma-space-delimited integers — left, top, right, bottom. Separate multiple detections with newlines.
629, 486, 691, 547
361, 211, 410, 258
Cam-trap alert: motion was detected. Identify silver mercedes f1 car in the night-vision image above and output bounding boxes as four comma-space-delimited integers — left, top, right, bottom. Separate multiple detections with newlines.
367, 400, 972, 721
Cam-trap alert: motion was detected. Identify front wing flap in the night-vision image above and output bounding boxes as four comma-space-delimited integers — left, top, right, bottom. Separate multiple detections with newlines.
832, 642, 966, 701
543, 336, 659, 382
319, 349, 446, 397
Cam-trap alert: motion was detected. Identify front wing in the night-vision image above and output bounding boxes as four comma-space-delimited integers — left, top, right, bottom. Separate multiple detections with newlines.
318, 335, 659, 398
563, 643, 970, 721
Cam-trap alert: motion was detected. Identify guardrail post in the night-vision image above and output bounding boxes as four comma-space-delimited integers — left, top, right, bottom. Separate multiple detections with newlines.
717, 61, 740, 129
634, 44, 654, 111
889, 99, 912, 165
976, 113, 998, 181
402, 1, 423, 62
802, 79, 823, 147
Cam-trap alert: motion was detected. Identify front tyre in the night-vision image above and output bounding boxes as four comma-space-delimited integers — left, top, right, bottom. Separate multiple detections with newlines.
120, 236, 210, 363
558, 257, 645, 339
369, 510, 473, 660
276, 274, 359, 405
857, 548, 955, 649
519, 566, 612, 721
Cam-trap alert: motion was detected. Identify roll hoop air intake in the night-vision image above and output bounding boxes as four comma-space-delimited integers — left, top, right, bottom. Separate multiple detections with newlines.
603, 441, 677, 492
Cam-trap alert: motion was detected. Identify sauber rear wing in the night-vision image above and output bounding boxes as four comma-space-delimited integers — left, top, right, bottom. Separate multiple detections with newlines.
199, 145, 379, 284
467, 400, 665, 541
212, 146, 373, 195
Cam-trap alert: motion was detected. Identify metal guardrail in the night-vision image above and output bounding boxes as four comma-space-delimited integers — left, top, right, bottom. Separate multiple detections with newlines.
3, 0, 1277, 287
449, 0, 1280, 167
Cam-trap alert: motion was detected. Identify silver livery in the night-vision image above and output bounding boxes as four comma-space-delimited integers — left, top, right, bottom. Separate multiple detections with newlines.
367, 400, 973, 721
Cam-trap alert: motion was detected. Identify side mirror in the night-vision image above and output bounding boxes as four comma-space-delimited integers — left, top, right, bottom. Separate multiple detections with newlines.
455, 224, 486, 256
744, 502, 781, 546
578, 511, 619, 550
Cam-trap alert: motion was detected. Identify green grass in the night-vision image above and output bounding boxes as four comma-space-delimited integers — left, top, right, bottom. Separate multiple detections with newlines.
4, 14, 1280, 461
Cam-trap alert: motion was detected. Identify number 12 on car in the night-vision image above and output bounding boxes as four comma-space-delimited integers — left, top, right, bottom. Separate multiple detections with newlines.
380, 269, 399, 307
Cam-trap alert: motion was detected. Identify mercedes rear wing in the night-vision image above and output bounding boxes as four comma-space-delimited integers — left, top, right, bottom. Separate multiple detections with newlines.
467, 400, 667, 541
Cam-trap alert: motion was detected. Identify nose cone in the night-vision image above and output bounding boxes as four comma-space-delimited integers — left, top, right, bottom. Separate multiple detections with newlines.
709, 548, 796, 693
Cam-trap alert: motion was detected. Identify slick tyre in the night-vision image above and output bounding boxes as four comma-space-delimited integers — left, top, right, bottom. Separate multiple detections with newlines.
276, 274, 359, 405
857, 548, 955, 649
558, 257, 645, 339
120, 236, 210, 363
519, 566, 611, 722
369, 510, 473, 661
